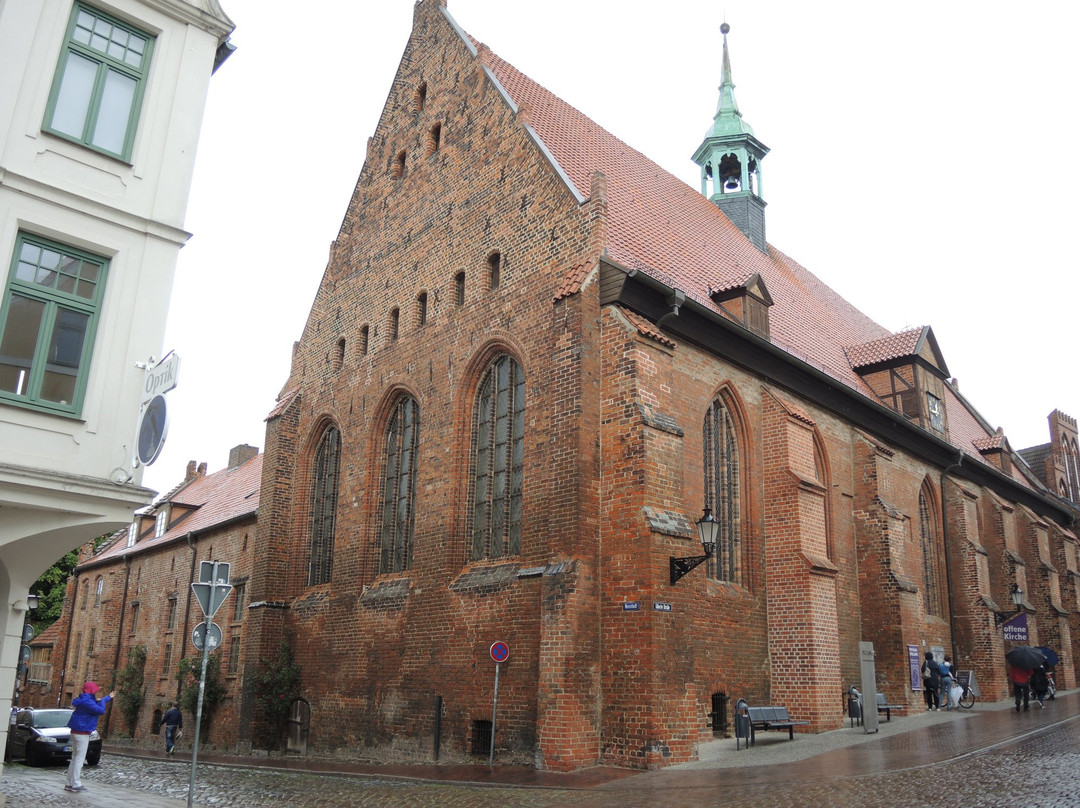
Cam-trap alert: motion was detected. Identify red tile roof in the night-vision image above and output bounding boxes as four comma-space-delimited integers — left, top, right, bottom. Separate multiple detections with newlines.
478, 43, 1026, 477
618, 306, 676, 348
845, 328, 925, 369
92, 455, 262, 563
554, 260, 595, 301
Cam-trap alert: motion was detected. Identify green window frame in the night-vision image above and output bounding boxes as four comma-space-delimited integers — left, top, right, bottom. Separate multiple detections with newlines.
43, 3, 154, 161
0, 233, 109, 416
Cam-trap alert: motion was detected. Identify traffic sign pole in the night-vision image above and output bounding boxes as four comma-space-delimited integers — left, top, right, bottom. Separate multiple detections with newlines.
488, 641, 509, 766
490, 662, 500, 766
188, 560, 231, 808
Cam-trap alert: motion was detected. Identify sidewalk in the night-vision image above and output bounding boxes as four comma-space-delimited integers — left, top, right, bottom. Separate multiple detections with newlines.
3, 691, 1073, 807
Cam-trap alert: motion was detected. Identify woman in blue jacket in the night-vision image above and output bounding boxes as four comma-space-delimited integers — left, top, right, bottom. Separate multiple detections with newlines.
65, 681, 114, 793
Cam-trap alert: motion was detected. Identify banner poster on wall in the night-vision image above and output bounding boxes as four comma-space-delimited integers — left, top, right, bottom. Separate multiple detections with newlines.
908, 645, 922, 691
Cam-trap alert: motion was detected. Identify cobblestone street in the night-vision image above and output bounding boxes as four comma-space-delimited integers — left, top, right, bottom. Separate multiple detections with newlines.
4, 705, 1080, 807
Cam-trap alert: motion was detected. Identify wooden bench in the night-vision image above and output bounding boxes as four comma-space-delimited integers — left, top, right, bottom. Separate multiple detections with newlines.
875, 693, 905, 722
734, 699, 810, 749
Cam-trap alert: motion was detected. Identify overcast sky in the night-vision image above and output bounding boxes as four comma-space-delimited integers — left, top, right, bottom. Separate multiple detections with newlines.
142, 0, 1079, 493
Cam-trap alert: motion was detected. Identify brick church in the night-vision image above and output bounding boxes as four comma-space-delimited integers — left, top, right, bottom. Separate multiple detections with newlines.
40, 0, 1080, 771
227, 0, 1079, 769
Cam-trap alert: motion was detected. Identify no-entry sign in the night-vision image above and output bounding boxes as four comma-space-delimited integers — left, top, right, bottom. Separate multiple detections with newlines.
490, 641, 509, 663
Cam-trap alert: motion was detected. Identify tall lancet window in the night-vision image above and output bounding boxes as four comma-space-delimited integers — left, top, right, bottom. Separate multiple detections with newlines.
378, 396, 419, 573
703, 396, 742, 583
307, 426, 341, 586
470, 355, 524, 559
919, 485, 944, 616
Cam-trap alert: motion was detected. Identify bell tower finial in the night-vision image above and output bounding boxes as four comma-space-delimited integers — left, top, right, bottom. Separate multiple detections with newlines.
692, 22, 770, 252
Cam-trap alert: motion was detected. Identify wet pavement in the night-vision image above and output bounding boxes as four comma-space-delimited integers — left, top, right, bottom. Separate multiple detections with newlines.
2, 693, 1078, 807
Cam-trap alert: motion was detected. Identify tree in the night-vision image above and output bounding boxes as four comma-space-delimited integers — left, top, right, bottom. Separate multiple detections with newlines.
177, 653, 226, 741
29, 532, 113, 633
114, 646, 147, 735
246, 640, 301, 750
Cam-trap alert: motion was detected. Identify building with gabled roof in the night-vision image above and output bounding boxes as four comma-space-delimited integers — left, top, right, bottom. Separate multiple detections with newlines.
41, 446, 259, 744
236, 1, 1078, 770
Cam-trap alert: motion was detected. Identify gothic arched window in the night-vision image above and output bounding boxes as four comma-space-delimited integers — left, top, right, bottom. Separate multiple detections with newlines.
470, 355, 524, 559
919, 485, 944, 616
379, 396, 419, 573
307, 426, 341, 586
703, 396, 742, 583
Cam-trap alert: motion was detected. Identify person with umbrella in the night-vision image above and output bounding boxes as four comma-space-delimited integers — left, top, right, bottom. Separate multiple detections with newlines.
1005, 646, 1046, 712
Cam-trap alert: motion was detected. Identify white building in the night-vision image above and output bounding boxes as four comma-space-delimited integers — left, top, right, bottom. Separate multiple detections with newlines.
0, 0, 233, 741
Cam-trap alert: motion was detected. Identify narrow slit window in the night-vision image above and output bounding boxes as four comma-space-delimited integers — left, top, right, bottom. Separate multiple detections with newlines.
488, 252, 501, 290
391, 150, 406, 180
417, 292, 428, 327
455, 272, 465, 306
390, 308, 400, 341
413, 81, 427, 112
425, 122, 441, 157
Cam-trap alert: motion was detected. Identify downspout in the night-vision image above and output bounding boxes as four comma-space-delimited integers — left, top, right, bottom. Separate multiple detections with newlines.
655, 290, 685, 331
941, 454, 963, 666
180, 532, 198, 699
57, 574, 81, 707
104, 557, 133, 737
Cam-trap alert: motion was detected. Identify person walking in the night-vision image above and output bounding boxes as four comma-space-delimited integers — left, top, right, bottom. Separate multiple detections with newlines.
1009, 664, 1032, 712
162, 702, 184, 754
921, 651, 942, 711
65, 681, 114, 793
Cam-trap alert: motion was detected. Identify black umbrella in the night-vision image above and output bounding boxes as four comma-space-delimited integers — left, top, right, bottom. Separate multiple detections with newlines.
1036, 646, 1060, 668
1006, 646, 1047, 670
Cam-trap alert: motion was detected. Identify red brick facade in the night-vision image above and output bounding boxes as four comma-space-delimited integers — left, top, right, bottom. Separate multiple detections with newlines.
32, 1, 1079, 772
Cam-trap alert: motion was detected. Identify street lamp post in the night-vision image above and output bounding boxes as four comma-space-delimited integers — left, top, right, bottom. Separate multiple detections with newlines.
670, 507, 719, 586
994, 583, 1024, 626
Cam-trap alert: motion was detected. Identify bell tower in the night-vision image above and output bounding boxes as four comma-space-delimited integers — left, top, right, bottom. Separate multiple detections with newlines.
692, 23, 770, 252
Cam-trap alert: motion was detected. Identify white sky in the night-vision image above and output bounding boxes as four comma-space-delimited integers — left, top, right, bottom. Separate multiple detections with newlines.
143, 0, 1080, 493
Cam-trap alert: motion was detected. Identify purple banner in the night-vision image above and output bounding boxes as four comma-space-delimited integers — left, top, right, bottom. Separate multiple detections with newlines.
908, 645, 922, 691
1003, 612, 1029, 644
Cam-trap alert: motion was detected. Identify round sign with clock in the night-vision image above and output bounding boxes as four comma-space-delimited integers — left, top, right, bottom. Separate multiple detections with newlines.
136, 394, 169, 466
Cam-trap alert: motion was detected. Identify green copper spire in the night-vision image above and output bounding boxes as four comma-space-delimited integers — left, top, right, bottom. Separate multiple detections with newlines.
708, 22, 755, 139
692, 22, 770, 252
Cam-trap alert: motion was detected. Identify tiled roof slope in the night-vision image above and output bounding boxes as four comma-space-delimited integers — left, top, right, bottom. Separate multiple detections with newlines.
92, 455, 262, 563
480, 45, 1020, 475
846, 328, 925, 369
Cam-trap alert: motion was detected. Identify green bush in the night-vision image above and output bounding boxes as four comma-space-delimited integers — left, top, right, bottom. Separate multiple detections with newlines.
114, 646, 146, 735
177, 653, 226, 740
246, 640, 301, 749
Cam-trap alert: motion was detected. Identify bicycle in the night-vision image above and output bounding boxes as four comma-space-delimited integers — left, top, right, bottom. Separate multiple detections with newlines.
957, 681, 976, 709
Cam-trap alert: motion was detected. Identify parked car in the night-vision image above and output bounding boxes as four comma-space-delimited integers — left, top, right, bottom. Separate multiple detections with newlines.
4, 708, 101, 767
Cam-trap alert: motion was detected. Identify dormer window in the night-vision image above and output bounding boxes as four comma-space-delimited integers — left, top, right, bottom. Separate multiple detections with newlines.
155, 506, 169, 537
709, 273, 772, 339
846, 327, 951, 435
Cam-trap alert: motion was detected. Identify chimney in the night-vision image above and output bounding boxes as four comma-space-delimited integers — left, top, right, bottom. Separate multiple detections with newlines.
185, 461, 198, 481
229, 444, 258, 468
